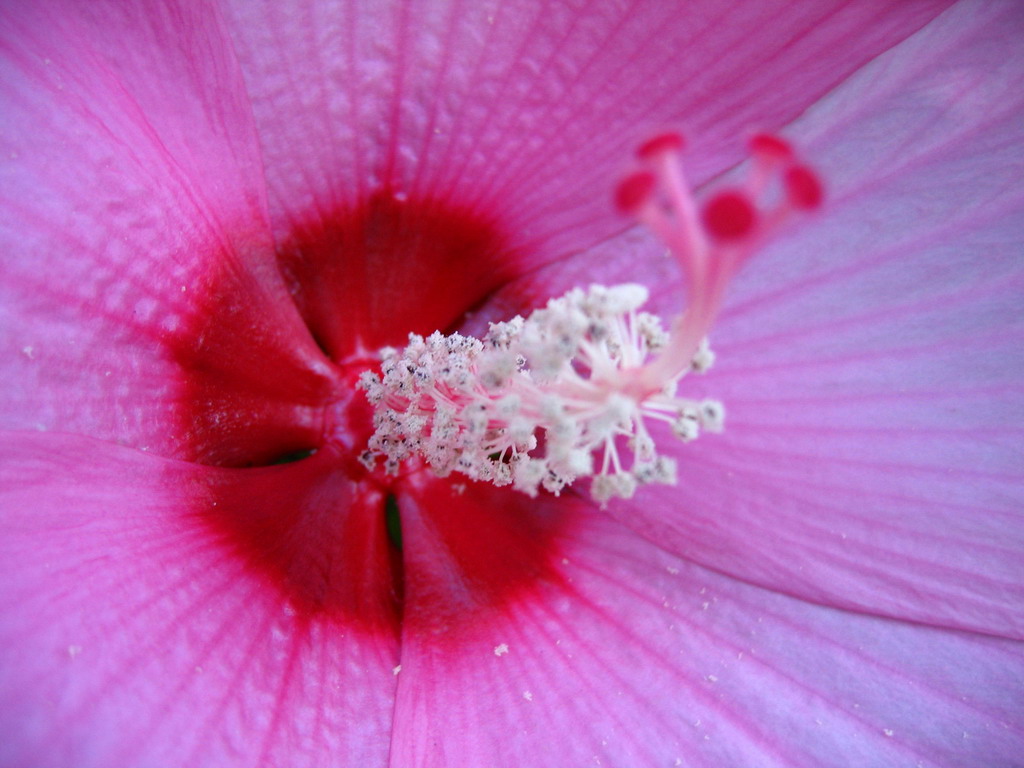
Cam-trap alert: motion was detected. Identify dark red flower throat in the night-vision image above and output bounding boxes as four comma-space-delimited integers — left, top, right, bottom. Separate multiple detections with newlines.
172, 190, 570, 637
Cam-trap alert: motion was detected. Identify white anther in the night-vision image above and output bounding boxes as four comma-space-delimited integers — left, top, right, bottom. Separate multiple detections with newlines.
699, 400, 725, 432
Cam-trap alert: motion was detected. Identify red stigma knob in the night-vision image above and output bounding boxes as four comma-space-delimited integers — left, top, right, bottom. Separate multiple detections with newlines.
636, 132, 686, 161
749, 133, 793, 161
701, 191, 757, 241
615, 171, 657, 214
784, 165, 823, 209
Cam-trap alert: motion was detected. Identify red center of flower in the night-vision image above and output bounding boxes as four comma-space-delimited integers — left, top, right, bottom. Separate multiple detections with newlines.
171, 191, 570, 638
169, 137, 822, 641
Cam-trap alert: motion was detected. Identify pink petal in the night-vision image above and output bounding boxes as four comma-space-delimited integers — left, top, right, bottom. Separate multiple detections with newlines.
0, 1, 331, 456
0, 432, 398, 767
222, 0, 950, 274
599, 1, 1024, 637
392, 507, 1024, 766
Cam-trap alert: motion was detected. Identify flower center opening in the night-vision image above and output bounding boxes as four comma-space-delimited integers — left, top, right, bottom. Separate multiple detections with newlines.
172, 191, 571, 631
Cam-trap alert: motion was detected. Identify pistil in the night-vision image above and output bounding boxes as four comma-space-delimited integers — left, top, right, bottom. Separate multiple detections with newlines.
359, 133, 821, 504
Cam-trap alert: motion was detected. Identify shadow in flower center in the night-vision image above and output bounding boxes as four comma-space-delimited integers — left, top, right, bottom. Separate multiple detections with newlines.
172, 190, 572, 638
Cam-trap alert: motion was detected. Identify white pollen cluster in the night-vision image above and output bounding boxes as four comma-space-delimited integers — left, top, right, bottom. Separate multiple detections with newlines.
359, 284, 723, 504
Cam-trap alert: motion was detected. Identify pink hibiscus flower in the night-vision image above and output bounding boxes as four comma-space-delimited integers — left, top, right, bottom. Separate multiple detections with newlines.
2, 0, 1022, 766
